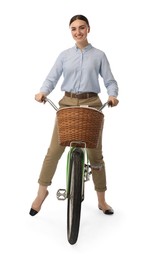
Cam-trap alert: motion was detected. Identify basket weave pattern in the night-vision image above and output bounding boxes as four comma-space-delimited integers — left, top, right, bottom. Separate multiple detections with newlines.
57, 107, 104, 148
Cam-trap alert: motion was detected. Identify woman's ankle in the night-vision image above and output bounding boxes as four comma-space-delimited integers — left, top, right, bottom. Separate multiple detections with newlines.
96, 191, 112, 209
37, 185, 48, 197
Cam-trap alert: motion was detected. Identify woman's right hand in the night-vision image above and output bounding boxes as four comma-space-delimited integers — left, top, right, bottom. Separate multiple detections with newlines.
35, 92, 46, 103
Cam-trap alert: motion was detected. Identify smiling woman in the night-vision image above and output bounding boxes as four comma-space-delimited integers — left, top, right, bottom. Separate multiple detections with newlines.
69, 15, 90, 48
29, 14, 119, 217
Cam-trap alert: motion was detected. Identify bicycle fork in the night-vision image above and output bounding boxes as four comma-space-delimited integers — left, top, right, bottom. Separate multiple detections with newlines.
56, 145, 92, 201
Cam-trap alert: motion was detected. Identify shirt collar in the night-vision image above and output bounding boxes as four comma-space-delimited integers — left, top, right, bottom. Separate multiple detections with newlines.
74, 43, 92, 52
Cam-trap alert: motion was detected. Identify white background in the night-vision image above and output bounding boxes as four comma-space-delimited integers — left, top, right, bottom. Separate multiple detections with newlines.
0, 0, 151, 259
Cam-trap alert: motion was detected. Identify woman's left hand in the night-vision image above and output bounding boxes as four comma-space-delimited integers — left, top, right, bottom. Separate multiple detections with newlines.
108, 96, 119, 107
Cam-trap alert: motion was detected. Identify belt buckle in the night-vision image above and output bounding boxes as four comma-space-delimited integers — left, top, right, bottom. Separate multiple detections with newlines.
70, 92, 75, 98
74, 93, 80, 98
75, 93, 88, 99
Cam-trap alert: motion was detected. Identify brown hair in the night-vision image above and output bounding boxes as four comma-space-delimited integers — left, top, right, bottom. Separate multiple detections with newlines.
69, 14, 90, 27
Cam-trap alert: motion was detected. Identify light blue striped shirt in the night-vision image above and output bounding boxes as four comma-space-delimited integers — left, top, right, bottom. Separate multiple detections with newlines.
40, 44, 118, 97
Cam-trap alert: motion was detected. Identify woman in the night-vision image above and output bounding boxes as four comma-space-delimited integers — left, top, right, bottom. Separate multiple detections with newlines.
29, 14, 119, 216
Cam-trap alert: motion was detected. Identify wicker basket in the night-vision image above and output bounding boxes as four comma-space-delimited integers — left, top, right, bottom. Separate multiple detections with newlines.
56, 106, 104, 148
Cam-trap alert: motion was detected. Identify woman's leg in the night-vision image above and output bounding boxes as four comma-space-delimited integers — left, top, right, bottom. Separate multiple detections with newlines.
30, 119, 65, 215
87, 120, 114, 214
38, 119, 65, 186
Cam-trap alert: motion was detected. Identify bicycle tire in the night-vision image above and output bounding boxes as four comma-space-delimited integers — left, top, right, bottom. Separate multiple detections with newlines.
67, 148, 84, 245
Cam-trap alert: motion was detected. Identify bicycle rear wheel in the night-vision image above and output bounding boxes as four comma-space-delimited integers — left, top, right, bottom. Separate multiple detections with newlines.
67, 148, 84, 245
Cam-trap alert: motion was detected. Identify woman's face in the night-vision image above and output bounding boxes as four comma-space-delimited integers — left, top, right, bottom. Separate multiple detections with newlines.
70, 19, 90, 44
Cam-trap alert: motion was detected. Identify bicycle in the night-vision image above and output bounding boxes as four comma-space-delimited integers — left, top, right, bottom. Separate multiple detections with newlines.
45, 97, 109, 245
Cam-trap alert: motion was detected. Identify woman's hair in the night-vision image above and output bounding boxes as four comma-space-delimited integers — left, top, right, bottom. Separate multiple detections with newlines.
69, 14, 90, 27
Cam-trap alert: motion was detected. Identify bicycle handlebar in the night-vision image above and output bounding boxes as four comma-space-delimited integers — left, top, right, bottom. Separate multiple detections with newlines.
44, 97, 110, 112
44, 97, 58, 111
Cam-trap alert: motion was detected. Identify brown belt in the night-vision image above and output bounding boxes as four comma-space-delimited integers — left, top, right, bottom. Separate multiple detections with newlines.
65, 92, 98, 99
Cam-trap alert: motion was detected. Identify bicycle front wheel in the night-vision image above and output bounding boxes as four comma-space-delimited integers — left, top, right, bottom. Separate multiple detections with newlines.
67, 148, 84, 245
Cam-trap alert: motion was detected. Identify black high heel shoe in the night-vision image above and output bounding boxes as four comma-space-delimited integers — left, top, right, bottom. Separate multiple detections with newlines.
29, 191, 49, 216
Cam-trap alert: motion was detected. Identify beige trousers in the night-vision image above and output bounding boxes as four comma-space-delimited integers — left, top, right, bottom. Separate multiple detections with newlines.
38, 95, 107, 192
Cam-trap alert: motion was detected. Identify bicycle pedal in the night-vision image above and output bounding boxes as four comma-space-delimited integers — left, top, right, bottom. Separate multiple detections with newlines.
56, 189, 67, 200
84, 174, 90, 182
84, 164, 92, 182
